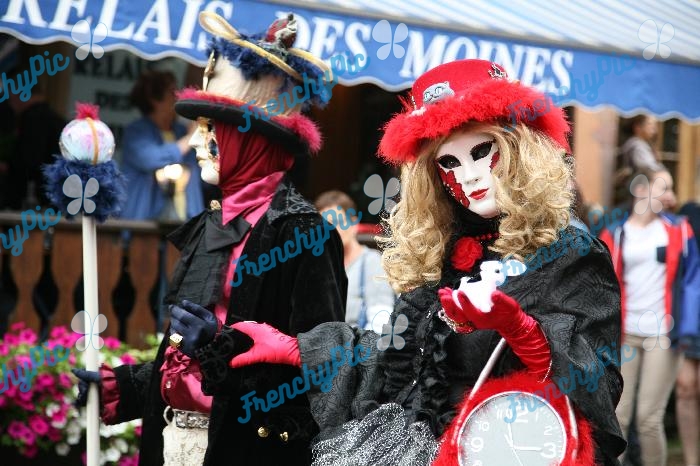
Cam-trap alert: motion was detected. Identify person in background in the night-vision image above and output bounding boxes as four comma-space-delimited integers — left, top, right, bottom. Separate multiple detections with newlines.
663, 186, 678, 212
3, 85, 64, 209
600, 168, 700, 466
120, 70, 202, 220
621, 115, 664, 173
675, 198, 700, 466
614, 115, 665, 206
315, 191, 395, 332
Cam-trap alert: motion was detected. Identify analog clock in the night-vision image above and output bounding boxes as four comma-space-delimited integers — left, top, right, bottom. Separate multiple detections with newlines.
456, 391, 567, 466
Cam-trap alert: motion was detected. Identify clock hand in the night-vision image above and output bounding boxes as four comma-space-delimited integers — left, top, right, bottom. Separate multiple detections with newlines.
507, 422, 514, 445
513, 446, 543, 452
510, 448, 525, 466
503, 433, 513, 447
505, 424, 525, 466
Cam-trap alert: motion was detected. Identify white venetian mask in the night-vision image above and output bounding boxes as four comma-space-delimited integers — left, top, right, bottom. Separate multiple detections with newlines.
435, 132, 500, 219
190, 118, 220, 186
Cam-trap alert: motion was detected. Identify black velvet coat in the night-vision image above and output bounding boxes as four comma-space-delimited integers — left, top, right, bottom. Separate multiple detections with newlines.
296, 226, 627, 465
109, 178, 347, 466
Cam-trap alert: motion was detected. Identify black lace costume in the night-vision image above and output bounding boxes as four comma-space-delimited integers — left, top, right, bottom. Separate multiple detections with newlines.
298, 208, 626, 466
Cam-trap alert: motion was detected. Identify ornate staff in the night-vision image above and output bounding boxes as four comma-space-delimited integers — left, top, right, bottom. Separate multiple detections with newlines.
43, 103, 126, 466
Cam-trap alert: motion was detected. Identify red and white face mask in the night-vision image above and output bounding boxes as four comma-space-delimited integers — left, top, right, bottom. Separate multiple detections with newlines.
435, 132, 500, 219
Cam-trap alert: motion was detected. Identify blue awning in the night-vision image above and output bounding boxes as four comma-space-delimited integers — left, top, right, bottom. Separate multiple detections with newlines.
1, 0, 699, 121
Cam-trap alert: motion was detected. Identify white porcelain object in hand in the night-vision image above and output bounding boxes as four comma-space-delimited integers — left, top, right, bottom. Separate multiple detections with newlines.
452, 260, 526, 313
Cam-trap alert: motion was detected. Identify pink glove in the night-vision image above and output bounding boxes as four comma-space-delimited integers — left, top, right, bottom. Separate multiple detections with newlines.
229, 322, 301, 369
439, 288, 551, 376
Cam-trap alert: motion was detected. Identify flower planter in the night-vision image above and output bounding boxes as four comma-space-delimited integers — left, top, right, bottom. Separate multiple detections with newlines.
0, 323, 154, 465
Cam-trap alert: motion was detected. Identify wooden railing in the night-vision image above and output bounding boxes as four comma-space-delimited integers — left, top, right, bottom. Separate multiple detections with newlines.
0, 213, 184, 348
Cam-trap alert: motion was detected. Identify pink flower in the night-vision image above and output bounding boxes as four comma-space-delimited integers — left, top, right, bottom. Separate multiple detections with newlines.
5, 385, 18, 398
18, 329, 37, 345
104, 337, 121, 350
7, 421, 27, 440
0, 343, 9, 356
16, 398, 35, 411
21, 428, 36, 446
119, 454, 139, 466
14, 354, 32, 367
18, 390, 33, 403
50, 326, 68, 339
58, 373, 72, 389
23, 444, 38, 458
29, 415, 49, 436
120, 353, 137, 365
51, 409, 67, 424
47, 427, 62, 442
65, 333, 81, 346
69, 353, 77, 365
10, 322, 26, 332
36, 374, 54, 389
4, 334, 18, 345
135, 425, 142, 436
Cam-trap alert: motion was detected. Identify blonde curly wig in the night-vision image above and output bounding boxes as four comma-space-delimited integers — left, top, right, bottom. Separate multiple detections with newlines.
378, 123, 572, 294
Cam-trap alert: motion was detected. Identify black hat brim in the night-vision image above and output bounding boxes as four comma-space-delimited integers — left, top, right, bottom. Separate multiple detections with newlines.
175, 99, 311, 157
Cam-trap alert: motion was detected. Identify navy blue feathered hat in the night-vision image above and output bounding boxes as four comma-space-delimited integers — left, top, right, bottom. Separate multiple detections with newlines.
176, 12, 334, 154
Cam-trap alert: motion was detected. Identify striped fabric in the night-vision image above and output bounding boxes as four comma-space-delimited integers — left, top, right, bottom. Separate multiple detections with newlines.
275, 0, 700, 64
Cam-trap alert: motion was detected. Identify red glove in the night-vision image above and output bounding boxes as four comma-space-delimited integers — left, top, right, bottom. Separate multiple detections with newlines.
438, 288, 551, 376
228, 322, 301, 369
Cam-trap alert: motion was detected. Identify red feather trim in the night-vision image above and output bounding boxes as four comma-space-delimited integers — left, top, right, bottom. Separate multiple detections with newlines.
176, 88, 322, 153
432, 371, 597, 466
451, 237, 483, 272
75, 102, 100, 120
379, 80, 570, 165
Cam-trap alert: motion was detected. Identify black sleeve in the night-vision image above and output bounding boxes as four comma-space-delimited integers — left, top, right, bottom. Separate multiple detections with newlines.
296, 323, 382, 431
284, 216, 347, 333
111, 361, 155, 423
195, 326, 254, 395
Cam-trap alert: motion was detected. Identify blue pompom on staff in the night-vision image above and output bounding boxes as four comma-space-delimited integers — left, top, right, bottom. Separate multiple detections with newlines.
42, 102, 126, 466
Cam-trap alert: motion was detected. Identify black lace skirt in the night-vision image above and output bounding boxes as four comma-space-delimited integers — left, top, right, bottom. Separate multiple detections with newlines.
311, 403, 439, 466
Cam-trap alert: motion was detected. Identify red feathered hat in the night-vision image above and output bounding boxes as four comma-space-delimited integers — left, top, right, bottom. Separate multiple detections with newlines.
379, 60, 571, 165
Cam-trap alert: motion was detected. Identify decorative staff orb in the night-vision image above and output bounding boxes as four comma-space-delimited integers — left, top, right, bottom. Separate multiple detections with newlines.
59, 103, 115, 164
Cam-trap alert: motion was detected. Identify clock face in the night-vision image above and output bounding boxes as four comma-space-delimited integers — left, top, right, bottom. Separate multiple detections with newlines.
457, 391, 567, 466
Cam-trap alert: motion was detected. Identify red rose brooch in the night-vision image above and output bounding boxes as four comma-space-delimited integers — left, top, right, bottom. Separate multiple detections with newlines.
451, 237, 484, 272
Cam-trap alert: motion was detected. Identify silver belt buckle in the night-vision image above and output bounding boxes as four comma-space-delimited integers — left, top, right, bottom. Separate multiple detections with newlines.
173, 409, 210, 429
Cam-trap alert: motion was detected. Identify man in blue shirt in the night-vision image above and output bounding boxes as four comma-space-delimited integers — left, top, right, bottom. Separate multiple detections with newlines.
120, 70, 203, 220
